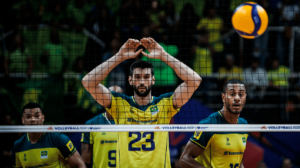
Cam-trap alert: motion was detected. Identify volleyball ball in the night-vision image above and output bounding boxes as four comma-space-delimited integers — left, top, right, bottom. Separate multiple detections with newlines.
232, 2, 268, 39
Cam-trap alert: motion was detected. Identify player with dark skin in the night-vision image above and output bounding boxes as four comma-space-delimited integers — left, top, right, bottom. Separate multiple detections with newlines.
81, 85, 123, 167
179, 82, 247, 168
22, 107, 86, 168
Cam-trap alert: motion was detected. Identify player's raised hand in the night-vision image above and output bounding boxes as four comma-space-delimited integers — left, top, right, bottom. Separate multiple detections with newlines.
117, 39, 142, 60
141, 37, 166, 60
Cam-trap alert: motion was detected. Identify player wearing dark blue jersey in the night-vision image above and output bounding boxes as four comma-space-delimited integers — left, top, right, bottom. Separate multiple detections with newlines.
12, 102, 85, 168
180, 79, 249, 168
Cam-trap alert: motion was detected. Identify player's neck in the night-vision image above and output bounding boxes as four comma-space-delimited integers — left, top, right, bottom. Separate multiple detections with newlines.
28, 132, 44, 144
220, 108, 239, 124
134, 93, 152, 106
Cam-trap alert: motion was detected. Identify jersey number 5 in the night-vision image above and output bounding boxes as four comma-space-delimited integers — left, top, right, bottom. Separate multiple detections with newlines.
128, 132, 155, 151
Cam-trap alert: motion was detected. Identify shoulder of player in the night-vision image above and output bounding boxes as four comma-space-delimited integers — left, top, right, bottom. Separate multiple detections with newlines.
85, 113, 106, 124
111, 91, 131, 101
238, 117, 248, 124
13, 134, 27, 149
153, 92, 173, 103
46, 132, 69, 142
198, 112, 220, 124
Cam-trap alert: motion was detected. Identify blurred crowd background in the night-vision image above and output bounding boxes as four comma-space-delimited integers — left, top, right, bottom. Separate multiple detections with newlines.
1, 0, 300, 167
1, 0, 300, 125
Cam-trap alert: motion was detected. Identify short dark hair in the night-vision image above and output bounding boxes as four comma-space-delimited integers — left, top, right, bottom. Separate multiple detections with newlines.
130, 60, 154, 76
23, 102, 42, 113
223, 79, 245, 93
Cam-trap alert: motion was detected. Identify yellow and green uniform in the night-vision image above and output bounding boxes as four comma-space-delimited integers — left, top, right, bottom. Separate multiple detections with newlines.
193, 46, 213, 76
5, 48, 31, 73
105, 92, 180, 168
190, 112, 248, 168
81, 113, 117, 168
268, 66, 290, 87
196, 17, 224, 52
12, 133, 77, 168
218, 66, 244, 81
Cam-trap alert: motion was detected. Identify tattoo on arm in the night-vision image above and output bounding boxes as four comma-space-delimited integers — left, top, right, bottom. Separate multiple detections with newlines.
87, 145, 91, 153
82, 143, 91, 153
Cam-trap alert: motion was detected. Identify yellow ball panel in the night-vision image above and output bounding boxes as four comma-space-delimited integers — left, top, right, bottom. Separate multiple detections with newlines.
245, 2, 257, 4
232, 5, 255, 34
257, 6, 269, 35
240, 34, 256, 39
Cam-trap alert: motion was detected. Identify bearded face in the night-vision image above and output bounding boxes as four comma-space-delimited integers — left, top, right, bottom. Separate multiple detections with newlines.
129, 68, 155, 98
133, 84, 152, 97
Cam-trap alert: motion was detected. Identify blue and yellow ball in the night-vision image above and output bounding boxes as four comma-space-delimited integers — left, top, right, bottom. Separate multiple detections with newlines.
232, 2, 268, 39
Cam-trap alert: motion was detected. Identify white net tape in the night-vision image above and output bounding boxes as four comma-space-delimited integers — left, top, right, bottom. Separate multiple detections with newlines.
1, 124, 300, 133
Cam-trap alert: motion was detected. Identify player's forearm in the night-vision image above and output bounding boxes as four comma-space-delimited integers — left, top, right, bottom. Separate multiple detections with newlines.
161, 53, 202, 87
82, 55, 124, 88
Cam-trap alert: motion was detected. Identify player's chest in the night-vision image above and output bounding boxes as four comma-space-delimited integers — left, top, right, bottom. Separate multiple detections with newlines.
211, 134, 248, 152
18, 148, 62, 167
93, 132, 118, 145
121, 105, 164, 124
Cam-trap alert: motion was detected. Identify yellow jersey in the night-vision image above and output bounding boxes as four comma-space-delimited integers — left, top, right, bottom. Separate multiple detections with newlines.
106, 92, 180, 168
81, 113, 117, 168
190, 112, 248, 168
12, 133, 76, 168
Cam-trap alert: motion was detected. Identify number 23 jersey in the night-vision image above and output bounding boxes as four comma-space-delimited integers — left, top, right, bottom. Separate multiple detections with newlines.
105, 92, 180, 168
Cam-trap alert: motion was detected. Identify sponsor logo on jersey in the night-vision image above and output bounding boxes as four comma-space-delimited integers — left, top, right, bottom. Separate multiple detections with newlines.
242, 137, 246, 145
102, 132, 106, 135
41, 151, 48, 159
66, 140, 74, 151
150, 105, 159, 115
224, 151, 244, 155
101, 140, 117, 144
24, 154, 27, 161
127, 118, 158, 124
226, 137, 230, 145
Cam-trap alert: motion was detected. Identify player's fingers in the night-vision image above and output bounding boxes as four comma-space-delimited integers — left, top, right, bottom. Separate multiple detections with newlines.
140, 38, 149, 48
148, 38, 155, 43
141, 51, 149, 57
134, 49, 143, 57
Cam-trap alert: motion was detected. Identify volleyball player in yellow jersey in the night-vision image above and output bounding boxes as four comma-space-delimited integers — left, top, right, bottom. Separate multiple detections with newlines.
82, 38, 202, 168
179, 79, 248, 168
81, 86, 123, 168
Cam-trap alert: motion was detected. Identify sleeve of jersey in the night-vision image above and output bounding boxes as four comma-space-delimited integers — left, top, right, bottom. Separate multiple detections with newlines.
190, 131, 212, 149
81, 132, 92, 144
104, 93, 119, 120
12, 143, 22, 168
168, 94, 181, 118
81, 120, 93, 144
57, 134, 77, 160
